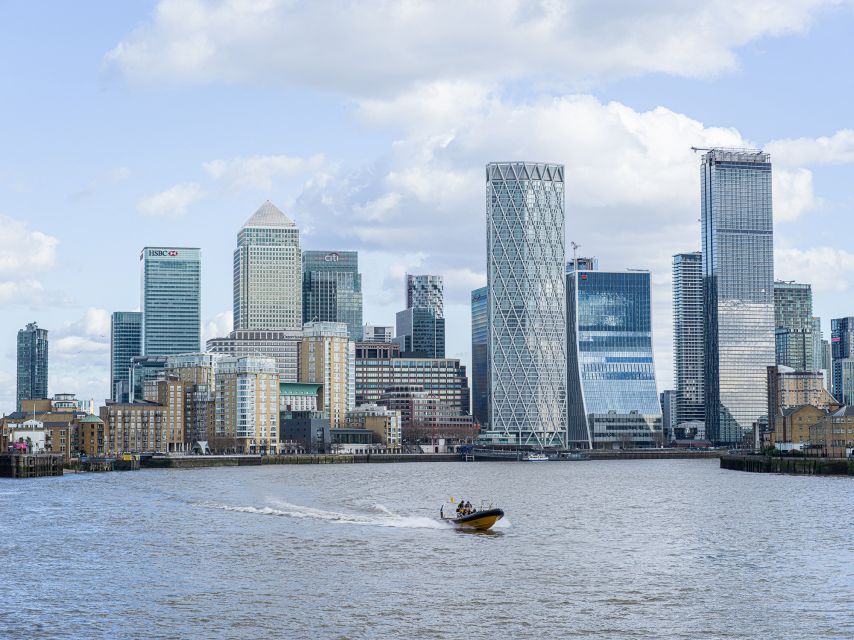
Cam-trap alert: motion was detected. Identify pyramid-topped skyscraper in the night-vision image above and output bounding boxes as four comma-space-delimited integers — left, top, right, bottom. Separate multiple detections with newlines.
233, 201, 302, 330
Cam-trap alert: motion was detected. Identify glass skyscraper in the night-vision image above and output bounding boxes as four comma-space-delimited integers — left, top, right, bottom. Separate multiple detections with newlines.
394, 307, 445, 358
111, 311, 142, 402
484, 162, 567, 448
831, 316, 854, 400
701, 148, 775, 444
567, 269, 662, 448
141, 247, 201, 356
406, 275, 443, 317
471, 286, 488, 426
302, 250, 363, 340
773, 281, 813, 371
672, 252, 704, 428
17, 322, 48, 410
234, 201, 302, 331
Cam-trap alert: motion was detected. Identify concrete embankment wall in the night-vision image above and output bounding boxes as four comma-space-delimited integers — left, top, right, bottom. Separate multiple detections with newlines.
721, 454, 854, 476
141, 453, 461, 469
587, 450, 722, 460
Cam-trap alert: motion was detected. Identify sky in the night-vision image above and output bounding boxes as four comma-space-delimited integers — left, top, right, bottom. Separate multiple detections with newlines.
2, 0, 854, 414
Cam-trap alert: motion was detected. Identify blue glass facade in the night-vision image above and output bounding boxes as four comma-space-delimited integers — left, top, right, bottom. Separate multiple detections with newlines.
111, 311, 142, 402
395, 307, 445, 358
471, 286, 488, 426
831, 316, 854, 400
567, 270, 661, 448
17, 322, 48, 410
701, 150, 775, 444
141, 247, 201, 356
303, 250, 363, 340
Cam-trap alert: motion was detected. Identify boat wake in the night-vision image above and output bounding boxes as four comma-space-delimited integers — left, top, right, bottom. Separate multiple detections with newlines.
200, 499, 449, 530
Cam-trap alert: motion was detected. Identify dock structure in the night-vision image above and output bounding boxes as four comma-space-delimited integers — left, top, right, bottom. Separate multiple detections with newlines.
721, 454, 854, 476
0, 453, 64, 478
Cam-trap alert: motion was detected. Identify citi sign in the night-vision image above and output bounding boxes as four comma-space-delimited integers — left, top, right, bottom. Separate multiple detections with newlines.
324, 252, 340, 262
149, 250, 180, 257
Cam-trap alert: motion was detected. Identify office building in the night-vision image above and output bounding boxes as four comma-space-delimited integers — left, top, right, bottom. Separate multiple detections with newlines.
566, 257, 599, 272
355, 342, 470, 415
110, 311, 141, 402
672, 252, 704, 427
394, 307, 445, 358
303, 251, 363, 340
660, 390, 676, 442
701, 149, 775, 444
233, 201, 302, 331
215, 356, 279, 454
16, 322, 48, 411
279, 411, 330, 454
567, 269, 662, 449
471, 286, 489, 426
141, 247, 201, 356
406, 274, 444, 317
207, 329, 301, 382
299, 322, 354, 428
280, 382, 323, 413
831, 317, 854, 399
363, 325, 393, 343
484, 162, 567, 447
378, 385, 477, 444
810, 316, 824, 373
774, 281, 813, 371
129, 355, 168, 403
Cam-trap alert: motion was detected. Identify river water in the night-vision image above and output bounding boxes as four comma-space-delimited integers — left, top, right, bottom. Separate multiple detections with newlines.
1, 460, 851, 639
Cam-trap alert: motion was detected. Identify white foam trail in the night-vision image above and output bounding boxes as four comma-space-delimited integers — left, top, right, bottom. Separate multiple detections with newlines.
201, 499, 449, 530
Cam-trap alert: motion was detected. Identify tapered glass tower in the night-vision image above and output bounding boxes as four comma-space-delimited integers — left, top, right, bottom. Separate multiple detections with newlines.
484, 162, 567, 447
701, 149, 775, 444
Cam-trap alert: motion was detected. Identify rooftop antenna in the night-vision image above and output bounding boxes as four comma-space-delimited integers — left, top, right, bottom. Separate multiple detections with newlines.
570, 241, 580, 272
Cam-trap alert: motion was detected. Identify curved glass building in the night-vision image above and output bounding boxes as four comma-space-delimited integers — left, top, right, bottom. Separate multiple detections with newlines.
566, 269, 662, 449
484, 162, 567, 448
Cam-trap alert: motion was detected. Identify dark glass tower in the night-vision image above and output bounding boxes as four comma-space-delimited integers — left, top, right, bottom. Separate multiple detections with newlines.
17, 322, 48, 410
831, 316, 854, 400
394, 308, 445, 358
302, 251, 363, 341
471, 287, 488, 426
111, 311, 142, 402
701, 149, 775, 444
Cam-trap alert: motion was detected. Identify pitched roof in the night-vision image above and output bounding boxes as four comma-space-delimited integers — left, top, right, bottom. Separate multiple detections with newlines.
831, 405, 854, 417
242, 201, 295, 229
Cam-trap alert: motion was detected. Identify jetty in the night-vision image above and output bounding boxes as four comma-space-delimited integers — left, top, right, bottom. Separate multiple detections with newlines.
721, 454, 854, 476
0, 452, 64, 478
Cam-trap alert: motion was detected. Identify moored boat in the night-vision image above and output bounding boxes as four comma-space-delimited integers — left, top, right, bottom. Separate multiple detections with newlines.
524, 452, 549, 461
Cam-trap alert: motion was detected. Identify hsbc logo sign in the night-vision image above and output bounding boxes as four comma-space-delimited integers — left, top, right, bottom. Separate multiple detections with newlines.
148, 250, 180, 257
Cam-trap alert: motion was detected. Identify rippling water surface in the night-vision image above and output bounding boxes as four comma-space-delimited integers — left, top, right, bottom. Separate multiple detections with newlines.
1, 460, 851, 639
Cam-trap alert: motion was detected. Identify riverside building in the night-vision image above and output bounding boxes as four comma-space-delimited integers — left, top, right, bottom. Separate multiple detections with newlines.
354, 342, 470, 416
140, 247, 201, 356
831, 316, 854, 400
701, 149, 775, 444
566, 268, 662, 449
482, 162, 567, 447
16, 322, 48, 411
233, 201, 302, 331
766, 365, 837, 434
303, 251, 363, 340
214, 356, 279, 454
299, 322, 354, 428
165, 353, 220, 448
672, 252, 704, 428
207, 329, 301, 382
110, 311, 142, 402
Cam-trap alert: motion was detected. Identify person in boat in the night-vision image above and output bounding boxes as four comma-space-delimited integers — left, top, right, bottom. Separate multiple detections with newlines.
464, 501, 473, 515
456, 501, 464, 516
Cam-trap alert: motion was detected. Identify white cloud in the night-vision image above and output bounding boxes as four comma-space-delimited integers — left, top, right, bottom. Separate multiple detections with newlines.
775, 246, 854, 293
137, 182, 205, 218
203, 310, 233, 342
767, 129, 854, 166
0, 215, 59, 277
773, 168, 819, 221
104, 0, 831, 95
203, 153, 328, 190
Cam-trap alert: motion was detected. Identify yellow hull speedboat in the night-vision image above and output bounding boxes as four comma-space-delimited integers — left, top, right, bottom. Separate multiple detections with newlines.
444, 508, 504, 531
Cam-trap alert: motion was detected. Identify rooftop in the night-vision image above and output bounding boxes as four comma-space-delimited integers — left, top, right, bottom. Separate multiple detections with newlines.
242, 200, 295, 229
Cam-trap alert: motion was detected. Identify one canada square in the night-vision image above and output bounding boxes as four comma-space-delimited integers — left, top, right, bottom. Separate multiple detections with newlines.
484, 162, 567, 447
701, 149, 775, 444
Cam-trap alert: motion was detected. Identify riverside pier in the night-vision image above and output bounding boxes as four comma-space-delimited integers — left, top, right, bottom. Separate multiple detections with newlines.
721, 454, 854, 476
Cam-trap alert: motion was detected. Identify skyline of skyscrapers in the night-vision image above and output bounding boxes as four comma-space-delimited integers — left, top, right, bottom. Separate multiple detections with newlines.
303, 250, 363, 340
701, 148, 775, 444
17, 321, 48, 410
672, 252, 705, 429
566, 268, 662, 448
140, 246, 201, 357
483, 161, 567, 448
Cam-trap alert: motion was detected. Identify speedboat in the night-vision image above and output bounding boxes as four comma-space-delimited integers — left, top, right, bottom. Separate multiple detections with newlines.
524, 452, 549, 461
440, 501, 504, 531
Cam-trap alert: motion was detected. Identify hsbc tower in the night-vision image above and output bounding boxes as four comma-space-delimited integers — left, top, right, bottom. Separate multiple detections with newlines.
140, 247, 202, 356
